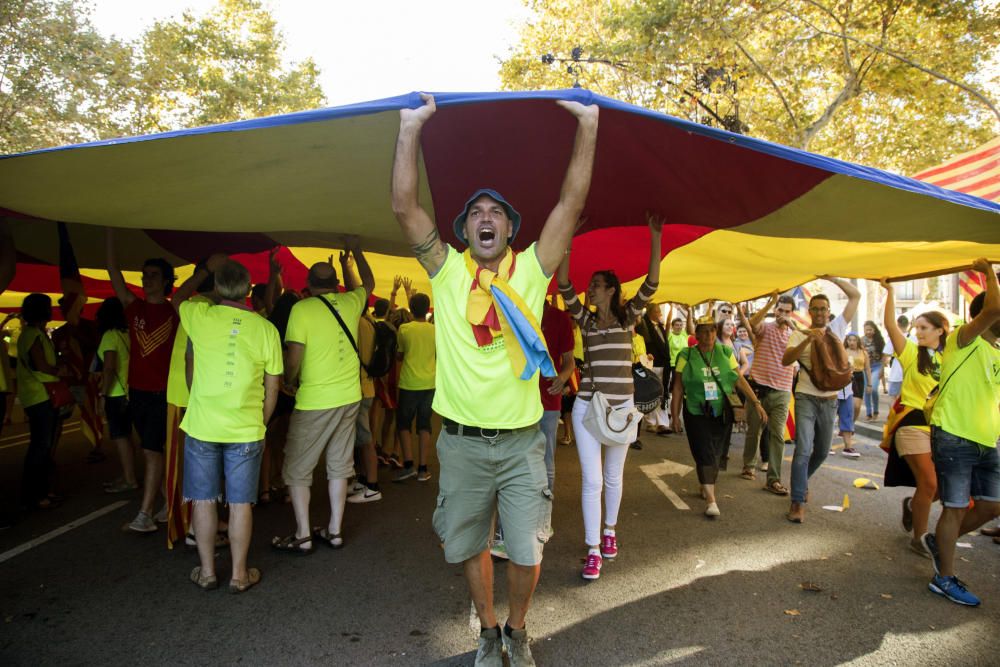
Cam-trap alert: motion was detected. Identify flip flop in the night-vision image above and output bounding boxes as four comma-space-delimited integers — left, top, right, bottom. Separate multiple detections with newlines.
229, 567, 261, 594
270, 534, 314, 555
313, 526, 344, 549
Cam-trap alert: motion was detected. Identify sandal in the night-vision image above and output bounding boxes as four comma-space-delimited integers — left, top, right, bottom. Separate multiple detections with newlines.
313, 526, 344, 549
229, 567, 261, 594
740, 467, 756, 481
764, 481, 790, 496
270, 534, 315, 555
105, 480, 139, 494
190, 566, 218, 591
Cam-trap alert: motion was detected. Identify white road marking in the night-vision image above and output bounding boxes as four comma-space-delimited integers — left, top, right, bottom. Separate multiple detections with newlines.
640, 459, 693, 511
0, 500, 129, 565
0, 426, 80, 450
469, 600, 479, 634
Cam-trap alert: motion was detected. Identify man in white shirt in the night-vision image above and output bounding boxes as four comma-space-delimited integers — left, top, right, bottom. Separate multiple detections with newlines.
782, 277, 860, 523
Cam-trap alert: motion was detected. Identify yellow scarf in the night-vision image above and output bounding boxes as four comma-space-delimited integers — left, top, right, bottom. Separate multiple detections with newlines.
464, 248, 555, 380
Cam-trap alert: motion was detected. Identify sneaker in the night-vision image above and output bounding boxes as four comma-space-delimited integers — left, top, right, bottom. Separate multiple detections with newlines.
759, 462, 769, 472
417, 470, 432, 482
104, 480, 138, 494
929, 574, 981, 606
502, 625, 536, 667
128, 511, 157, 533
901, 496, 913, 533
348, 480, 366, 496
600, 530, 618, 559
153, 504, 168, 523
490, 540, 509, 560
921, 532, 942, 575
474, 626, 503, 667
841, 448, 861, 458
388, 454, 403, 469
393, 467, 416, 482
629, 440, 643, 450
346, 488, 382, 504
581, 551, 602, 580
705, 502, 721, 517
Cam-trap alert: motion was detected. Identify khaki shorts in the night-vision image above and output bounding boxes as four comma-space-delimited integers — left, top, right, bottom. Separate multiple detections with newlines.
896, 426, 931, 456
433, 425, 552, 566
282, 403, 360, 486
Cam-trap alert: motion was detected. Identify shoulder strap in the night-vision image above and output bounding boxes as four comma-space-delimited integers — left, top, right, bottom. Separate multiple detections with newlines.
935, 341, 979, 402
315, 295, 362, 361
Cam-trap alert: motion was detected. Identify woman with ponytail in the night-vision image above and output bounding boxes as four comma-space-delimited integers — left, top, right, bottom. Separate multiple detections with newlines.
880, 279, 947, 556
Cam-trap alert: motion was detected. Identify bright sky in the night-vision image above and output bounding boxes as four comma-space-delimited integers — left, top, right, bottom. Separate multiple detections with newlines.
88, 0, 534, 106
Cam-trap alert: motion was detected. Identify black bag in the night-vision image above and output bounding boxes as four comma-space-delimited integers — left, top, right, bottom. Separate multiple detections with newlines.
632, 363, 663, 414
316, 295, 396, 378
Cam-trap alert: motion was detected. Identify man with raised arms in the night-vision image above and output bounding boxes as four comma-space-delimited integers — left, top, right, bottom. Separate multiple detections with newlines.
391, 93, 598, 666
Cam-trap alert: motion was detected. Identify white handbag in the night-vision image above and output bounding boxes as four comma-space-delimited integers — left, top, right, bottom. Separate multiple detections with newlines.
583, 390, 642, 446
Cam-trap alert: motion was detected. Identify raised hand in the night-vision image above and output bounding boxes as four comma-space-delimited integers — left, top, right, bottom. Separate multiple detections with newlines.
971, 257, 993, 274
393, 275, 403, 292
402, 276, 413, 296
879, 277, 892, 291
269, 247, 282, 275
556, 99, 599, 124
400, 93, 436, 126
646, 212, 664, 234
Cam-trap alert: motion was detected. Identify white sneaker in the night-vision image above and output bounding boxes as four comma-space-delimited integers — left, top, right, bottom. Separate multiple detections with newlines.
841, 448, 861, 458
348, 481, 366, 496
153, 504, 168, 523
490, 540, 509, 560
346, 488, 382, 504
705, 502, 721, 517
128, 511, 157, 533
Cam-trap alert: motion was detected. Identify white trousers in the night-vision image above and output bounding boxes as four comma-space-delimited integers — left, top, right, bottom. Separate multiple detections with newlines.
572, 397, 631, 546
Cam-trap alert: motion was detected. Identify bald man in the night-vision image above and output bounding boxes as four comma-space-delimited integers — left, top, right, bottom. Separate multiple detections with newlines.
272, 245, 375, 554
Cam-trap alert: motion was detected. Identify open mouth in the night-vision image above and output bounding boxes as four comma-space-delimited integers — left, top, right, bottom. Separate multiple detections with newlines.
478, 228, 496, 243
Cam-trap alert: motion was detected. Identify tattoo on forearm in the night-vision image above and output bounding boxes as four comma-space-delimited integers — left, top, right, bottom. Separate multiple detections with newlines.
411, 227, 443, 269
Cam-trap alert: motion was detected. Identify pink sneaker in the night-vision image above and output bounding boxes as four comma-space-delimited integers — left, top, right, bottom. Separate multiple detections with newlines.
600, 531, 618, 559
582, 551, 602, 580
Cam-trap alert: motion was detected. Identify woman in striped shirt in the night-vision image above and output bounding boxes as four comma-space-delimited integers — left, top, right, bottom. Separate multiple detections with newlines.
556, 215, 662, 581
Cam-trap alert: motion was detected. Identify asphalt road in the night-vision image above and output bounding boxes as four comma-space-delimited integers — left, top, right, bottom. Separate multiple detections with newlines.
1, 411, 997, 666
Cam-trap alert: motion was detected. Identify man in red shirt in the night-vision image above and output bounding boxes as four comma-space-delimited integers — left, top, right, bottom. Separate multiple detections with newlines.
105, 229, 214, 533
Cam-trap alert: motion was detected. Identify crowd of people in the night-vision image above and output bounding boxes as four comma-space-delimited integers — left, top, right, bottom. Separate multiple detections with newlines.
0, 95, 998, 665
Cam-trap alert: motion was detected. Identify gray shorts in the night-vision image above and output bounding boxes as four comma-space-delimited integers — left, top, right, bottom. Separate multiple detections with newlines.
282, 403, 360, 485
432, 424, 552, 566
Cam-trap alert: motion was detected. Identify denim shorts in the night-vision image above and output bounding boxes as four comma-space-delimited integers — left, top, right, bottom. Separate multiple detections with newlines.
932, 427, 1000, 508
183, 436, 264, 504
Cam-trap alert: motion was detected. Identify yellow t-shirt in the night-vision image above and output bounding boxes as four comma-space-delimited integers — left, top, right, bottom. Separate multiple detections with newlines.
16, 327, 58, 408
285, 288, 366, 410
896, 339, 940, 431
931, 330, 1000, 447
97, 329, 130, 398
358, 315, 375, 399
398, 320, 436, 391
631, 332, 647, 364
167, 294, 211, 407
178, 300, 283, 443
430, 243, 549, 429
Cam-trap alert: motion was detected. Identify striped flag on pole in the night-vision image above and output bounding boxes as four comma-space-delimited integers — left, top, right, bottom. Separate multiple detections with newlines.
913, 137, 1000, 303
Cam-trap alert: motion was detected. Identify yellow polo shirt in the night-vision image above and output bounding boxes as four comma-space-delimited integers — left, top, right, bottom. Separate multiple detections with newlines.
398, 320, 436, 391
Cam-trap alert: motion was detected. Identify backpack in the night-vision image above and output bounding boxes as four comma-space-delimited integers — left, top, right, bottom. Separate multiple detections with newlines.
364, 321, 398, 379
803, 329, 852, 392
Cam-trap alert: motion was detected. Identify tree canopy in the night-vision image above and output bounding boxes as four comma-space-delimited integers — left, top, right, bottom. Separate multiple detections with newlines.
0, 0, 324, 154
500, 0, 1000, 174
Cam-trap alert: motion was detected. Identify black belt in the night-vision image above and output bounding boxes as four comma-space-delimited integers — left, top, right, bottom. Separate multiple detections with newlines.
442, 418, 534, 438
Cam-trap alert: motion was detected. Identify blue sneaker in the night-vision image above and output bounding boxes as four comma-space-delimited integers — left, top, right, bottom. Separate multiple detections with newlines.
929, 575, 981, 606
920, 532, 941, 575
